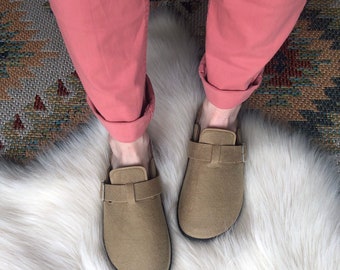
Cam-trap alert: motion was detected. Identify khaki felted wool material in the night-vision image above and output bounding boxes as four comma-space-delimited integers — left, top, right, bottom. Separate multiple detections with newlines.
102, 161, 171, 270
178, 124, 245, 239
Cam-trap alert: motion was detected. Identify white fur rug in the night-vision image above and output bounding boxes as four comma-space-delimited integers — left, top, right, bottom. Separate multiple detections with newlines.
0, 13, 339, 270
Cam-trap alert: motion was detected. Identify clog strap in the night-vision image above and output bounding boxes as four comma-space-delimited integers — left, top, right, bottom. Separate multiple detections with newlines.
101, 176, 162, 203
187, 141, 246, 164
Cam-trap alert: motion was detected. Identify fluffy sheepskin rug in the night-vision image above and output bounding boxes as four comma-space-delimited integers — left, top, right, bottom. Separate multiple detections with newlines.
0, 12, 339, 270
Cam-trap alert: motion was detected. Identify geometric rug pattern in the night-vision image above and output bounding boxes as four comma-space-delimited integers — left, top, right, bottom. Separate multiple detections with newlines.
248, 0, 340, 160
0, 0, 339, 165
0, 0, 91, 162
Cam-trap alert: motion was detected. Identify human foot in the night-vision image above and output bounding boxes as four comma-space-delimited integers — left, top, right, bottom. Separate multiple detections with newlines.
178, 102, 245, 239
109, 132, 151, 173
104, 134, 171, 269
199, 98, 241, 132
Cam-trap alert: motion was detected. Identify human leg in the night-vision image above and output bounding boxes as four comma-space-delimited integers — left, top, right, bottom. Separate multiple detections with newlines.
50, 1, 170, 269
50, 0, 153, 169
200, 0, 307, 131
201, 0, 307, 112
179, 0, 307, 239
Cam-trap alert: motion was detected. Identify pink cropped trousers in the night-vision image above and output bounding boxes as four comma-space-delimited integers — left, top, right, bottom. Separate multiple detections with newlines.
50, 0, 306, 142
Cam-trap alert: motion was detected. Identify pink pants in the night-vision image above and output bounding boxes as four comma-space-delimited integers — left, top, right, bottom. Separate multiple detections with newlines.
50, 0, 306, 142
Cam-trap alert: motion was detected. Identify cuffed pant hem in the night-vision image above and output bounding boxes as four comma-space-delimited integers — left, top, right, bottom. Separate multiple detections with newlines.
199, 57, 263, 109
88, 76, 155, 143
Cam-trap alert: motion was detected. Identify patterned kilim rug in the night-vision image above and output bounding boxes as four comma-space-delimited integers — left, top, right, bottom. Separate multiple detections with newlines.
0, 0, 339, 165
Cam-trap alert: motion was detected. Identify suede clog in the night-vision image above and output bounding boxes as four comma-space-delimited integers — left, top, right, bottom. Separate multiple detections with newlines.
102, 161, 171, 270
178, 122, 245, 239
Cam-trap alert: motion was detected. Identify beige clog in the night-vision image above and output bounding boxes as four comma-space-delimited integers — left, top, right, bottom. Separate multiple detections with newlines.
178, 122, 245, 239
102, 160, 171, 270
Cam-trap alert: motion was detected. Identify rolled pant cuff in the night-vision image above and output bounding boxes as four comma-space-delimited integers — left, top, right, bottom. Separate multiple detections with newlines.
88, 76, 155, 143
199, 57, 263, 109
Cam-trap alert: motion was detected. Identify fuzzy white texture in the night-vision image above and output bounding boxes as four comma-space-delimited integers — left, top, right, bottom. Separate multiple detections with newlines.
0, 12, 339, 270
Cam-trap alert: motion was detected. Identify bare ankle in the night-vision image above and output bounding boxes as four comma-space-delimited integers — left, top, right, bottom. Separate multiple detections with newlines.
109, 133, 151, 170
199, 99, 241, 132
